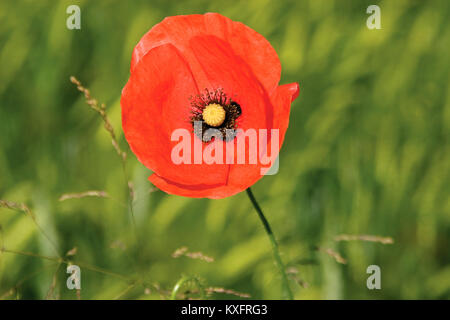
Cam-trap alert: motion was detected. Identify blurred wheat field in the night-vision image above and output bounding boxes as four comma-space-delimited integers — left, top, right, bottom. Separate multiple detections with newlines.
0, 0, 449, 299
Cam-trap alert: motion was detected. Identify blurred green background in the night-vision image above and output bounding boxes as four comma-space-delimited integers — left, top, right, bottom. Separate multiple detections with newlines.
0, 0, 449, 300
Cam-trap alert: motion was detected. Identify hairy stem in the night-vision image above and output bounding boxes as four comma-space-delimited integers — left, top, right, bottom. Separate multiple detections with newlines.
246, 187, 293, 300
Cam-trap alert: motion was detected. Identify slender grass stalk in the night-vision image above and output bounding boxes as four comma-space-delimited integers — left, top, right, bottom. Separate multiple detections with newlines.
70, 76, 142, 255
246, 187, 293, 300
0, 200, 61, 257
1, 247, 168, 299
1, 248, 130, 281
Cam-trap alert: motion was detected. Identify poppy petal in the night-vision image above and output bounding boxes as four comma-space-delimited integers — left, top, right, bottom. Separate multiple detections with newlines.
271, 82, 300, 147
189, 34, 272, 131
131, 13, 281, 93
121, 43, 229, 186
225, 83, 300, 192
149, 172, 244, 199
189, 34, 274, 190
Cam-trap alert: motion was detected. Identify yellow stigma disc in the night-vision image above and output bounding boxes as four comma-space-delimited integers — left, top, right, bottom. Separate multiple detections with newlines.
202, 103, 226, 127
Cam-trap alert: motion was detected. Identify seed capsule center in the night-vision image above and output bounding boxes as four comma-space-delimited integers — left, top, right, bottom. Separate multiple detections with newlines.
202, 103, 226, 127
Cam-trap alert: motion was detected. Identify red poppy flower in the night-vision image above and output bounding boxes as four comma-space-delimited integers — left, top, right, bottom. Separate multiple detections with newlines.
121, 13, 299, 199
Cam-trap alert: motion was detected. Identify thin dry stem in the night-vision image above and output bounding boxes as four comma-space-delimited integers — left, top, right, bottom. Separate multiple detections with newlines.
58, 190, 109, 202
113, 280, 142, 300
206, 287, 251, 298
66, 247, 78, 256
70, 76, 141, 256
317, 247, 347, 264
69, 76, 126, 161
1, 199, 60, 257
46, 263, 62, 300
0, 200, 33, 218
334, 234, 394, 245
0, 263, 57, 300
0, 248, 130, 282
172, 246, 214, 263
286, 267, 309, 288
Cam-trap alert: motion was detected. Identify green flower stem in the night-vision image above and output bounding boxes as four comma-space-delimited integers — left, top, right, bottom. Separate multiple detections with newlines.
246, 187, 293, 300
